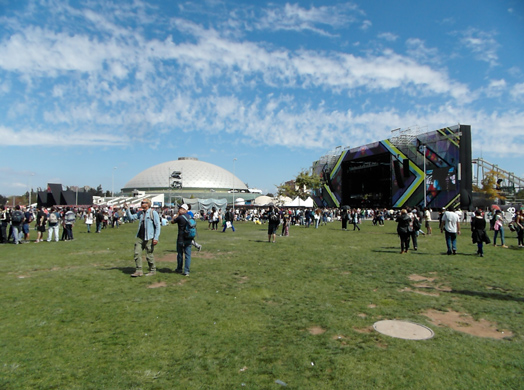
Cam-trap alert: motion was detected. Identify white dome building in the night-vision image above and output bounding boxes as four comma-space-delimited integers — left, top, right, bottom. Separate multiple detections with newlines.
122, 158, 255, 204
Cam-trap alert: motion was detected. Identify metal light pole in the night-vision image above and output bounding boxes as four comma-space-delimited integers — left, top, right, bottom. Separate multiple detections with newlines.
233, 158, 237, 214
112, 167, 117, 197
28, 173, 34, 206
423, 144, 427, 208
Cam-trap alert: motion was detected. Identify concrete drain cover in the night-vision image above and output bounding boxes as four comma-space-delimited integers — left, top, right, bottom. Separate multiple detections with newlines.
373, 320, 434, 340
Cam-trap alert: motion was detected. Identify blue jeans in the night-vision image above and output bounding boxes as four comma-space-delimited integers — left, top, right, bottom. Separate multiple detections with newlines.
64, 224, 74, 240
222, 222, 235, 232
445, 230, 457, 254
12, 225, 21, 244
177, 240, 191, 274
493, 227, 505, 245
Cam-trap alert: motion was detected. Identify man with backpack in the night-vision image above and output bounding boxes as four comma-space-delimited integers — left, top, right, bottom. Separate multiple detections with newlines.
267, 206, 280, 243
171, 203, 195, 276
131, 199, 161, 277
47, 207, 60, 242
11, 205, 24, 244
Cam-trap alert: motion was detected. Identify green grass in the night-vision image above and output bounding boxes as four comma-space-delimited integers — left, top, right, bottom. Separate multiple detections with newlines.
1, 220, 523, 389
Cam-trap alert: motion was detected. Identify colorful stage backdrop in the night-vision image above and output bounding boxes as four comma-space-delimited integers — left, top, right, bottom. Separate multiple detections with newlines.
311, 124, 472, 210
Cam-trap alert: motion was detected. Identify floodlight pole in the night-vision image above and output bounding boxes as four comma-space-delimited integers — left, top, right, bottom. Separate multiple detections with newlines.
28, 173, 34, 206
423, 144, 427, 208
111, 167, 118, 198
233, 158, 237, 214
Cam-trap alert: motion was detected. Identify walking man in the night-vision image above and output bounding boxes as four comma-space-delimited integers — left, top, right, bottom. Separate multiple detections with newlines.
222, 207, 236, 232
131, 199, 161, 277
440, 206, 461, 255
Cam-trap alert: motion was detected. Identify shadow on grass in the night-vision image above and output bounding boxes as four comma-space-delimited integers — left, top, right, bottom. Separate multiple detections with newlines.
106, 266, 136, 275
448, 289, 524, 302
371, 247, 435, 255
106, 266, 177, 275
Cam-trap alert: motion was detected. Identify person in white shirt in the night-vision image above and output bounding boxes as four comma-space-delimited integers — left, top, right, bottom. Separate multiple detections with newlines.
440, 206, 461, 255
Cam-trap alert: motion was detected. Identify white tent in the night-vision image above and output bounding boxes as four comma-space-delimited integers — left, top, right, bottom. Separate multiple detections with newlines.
254, 195, 273, 206
285, 196, 314, 207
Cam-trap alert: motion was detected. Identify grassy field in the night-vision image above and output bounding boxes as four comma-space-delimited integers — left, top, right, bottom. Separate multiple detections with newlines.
0, 218, 522, 389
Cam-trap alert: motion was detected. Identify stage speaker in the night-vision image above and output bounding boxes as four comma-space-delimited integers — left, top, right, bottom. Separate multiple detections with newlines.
403, 159, 410, 177
394, 160, 405, 188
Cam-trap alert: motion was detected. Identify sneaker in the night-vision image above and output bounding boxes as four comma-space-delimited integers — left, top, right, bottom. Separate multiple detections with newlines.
145, 271, 156, 276
131, 271, 144, 277
174, 269, 183, 274
452, 249, 457, 255
182, 272, 189, 276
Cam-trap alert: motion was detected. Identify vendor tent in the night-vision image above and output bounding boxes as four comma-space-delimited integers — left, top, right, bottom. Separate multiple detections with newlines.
184, 198, 228, 212
285, 197, 315, 207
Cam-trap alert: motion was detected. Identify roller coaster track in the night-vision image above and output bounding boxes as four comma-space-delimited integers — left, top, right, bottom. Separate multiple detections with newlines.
473, 158, 524, 198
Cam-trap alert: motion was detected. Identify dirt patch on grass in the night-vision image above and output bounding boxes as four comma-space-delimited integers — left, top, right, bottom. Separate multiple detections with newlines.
423, 309, 513, 339
308, 326, 326, 335
367, 304, 377, 308
358, 313, 367, 318
409, 274, 436, 282
399, 287, 440, 297
402, 273, 452, 296
148, 281, 167, 289
237, 276, 249, 284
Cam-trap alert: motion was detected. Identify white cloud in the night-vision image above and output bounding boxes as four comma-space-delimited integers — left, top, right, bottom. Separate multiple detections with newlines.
456, 28, 499, 67
0, 0, 522, 162
256, 3, 361, 36
378, 32, 398, 42
405, 38, 440, 63
484, 79, 507, 97
510, 82, 524, 100
0, 125, 128, 146
361, 20, 372, 30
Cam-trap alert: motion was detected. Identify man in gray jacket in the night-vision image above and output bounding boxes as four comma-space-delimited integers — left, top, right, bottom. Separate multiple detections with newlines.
131, 199, 161, 277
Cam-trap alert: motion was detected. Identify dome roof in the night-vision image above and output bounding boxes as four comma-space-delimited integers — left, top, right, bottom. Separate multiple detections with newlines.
122, 158, 247, 191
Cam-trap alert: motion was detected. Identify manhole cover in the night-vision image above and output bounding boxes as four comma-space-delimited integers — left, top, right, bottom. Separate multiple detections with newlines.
373, 320, 434, 340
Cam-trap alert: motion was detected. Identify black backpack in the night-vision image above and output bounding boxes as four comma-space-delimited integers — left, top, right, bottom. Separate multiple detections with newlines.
12, 210, 24, 224
413, 216, 421, 231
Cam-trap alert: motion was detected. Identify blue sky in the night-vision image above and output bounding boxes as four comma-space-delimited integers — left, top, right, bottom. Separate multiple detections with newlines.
0, 0, 523, 197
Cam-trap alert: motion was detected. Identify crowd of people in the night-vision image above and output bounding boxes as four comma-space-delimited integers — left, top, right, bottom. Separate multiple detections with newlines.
1, 202, 522, 275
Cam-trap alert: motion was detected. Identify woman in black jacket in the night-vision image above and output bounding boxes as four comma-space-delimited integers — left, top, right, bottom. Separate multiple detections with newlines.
396, 209, 411, 254
471, 209, 490, 257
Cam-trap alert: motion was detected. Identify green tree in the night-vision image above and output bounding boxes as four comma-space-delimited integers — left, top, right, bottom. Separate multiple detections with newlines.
277, 170, 321, 200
